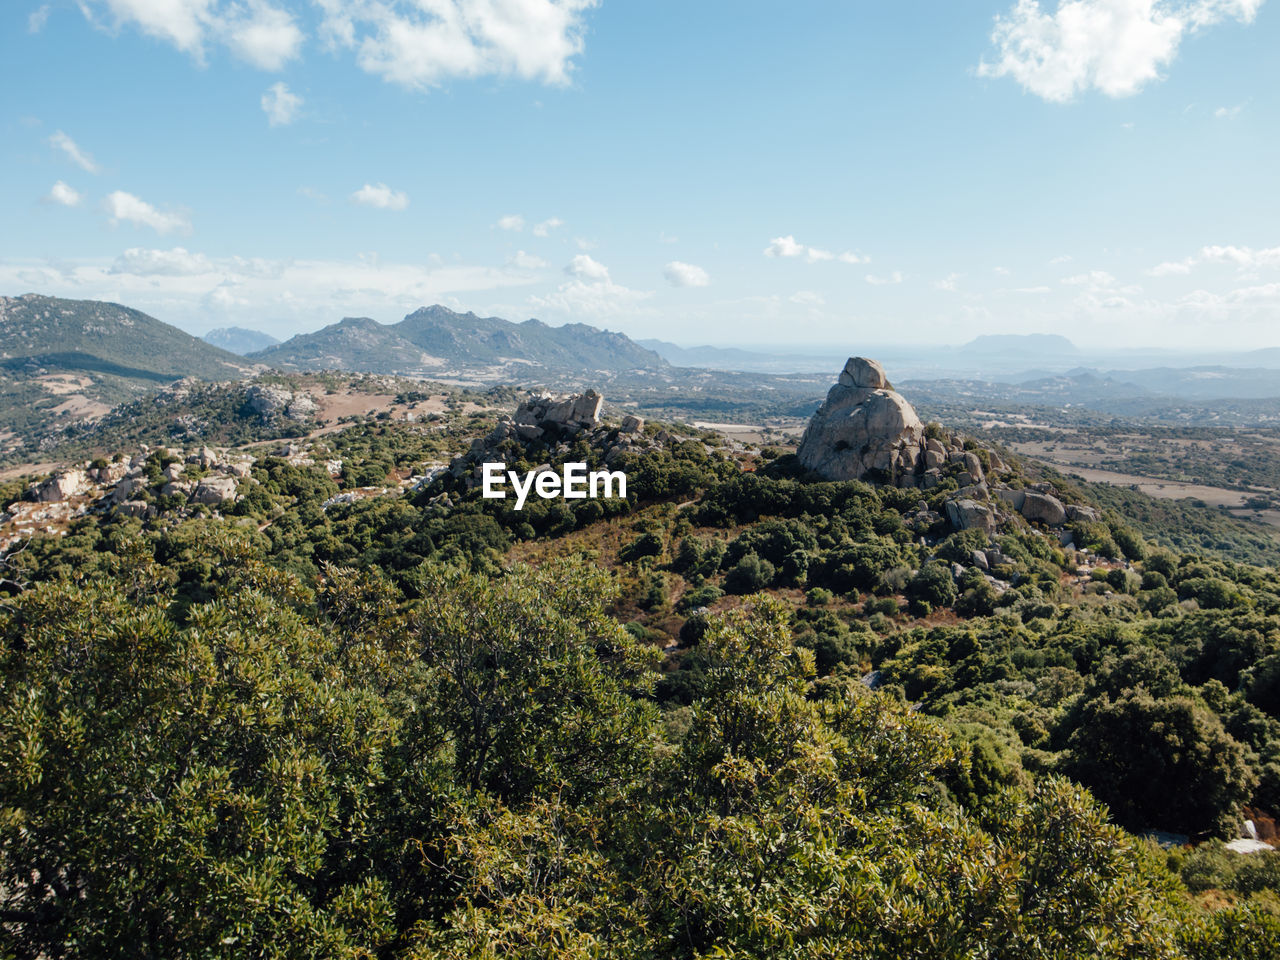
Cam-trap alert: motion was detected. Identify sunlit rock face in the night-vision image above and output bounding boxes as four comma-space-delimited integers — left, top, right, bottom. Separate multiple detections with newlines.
796, 357, 926, 485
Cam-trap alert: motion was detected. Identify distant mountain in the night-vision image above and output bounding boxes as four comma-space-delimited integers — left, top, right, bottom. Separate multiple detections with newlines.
254, 305, 668, 376
637, 339, 778, 369
960, 334, 1080, 356
203, 326, 279, 355
250, 317, 437, 374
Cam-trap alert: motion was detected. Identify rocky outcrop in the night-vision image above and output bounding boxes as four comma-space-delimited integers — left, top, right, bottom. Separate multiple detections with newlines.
191, 476, 238, 505
27, 470, 89, 503
796, 358, 925, 485
946, 498, 996, 536
1021, 491, 1067, 526
445, 390, 675, 491
795, 359, 1104, 544
245, 384, 317, 422
515, 390, 604, 434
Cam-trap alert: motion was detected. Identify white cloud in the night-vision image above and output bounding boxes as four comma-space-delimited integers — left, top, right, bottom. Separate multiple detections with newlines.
1215, 103, 1245, 118
1062, 270, 1109, 285
110, 246, 213, 276
29, 4, 50, 32
1149, 244, 1280, 275
261, 81, 302, 125
1148, 259, 1194, 276
225, 1, 304, 70
104, 190, 191, 234
764, 235, 805, 258
522, 253, 651, 317
49, 131, 100, 174
0, 250, 543, 333
82, 0, 301, 70
659, 231, 678, 244
498, 214, 525, 231
765, 235, 866, 264
533, 216, 564, 237
978, 0, 1264, 102
507, 250, 547, 269
351, 182, 409, 210
1049, 254, 1073, 264
565, 254, 609, 281
663, 261, 710, 288
318, 0, 600, 90
866, 271, 904, 285
48, 181, 83, 207
933, 272, 963, 291
790, 290, 825, 306
297, 185, 328, 202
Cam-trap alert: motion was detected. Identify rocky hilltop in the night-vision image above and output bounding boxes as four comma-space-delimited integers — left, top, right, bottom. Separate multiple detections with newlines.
798, 357, 1099, 541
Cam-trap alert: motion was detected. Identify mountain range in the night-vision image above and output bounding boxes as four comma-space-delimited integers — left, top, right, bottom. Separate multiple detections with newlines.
251, 305, 668, 377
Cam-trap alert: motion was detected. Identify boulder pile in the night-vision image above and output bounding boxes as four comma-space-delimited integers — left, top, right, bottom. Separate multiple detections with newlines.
446, 390, 656, 490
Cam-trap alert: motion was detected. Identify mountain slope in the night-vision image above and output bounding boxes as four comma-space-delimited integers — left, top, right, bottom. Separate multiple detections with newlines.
1, 294, 249, 381
254, 305, 668, 377
0, 294, 254, 457
251, 317, 440, 374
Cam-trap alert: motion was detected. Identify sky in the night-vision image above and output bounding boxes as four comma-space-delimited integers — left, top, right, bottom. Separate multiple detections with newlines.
3, 0, 1279, 351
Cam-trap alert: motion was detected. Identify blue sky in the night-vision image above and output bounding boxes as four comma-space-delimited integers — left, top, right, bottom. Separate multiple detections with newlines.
3, 0, 1279, 350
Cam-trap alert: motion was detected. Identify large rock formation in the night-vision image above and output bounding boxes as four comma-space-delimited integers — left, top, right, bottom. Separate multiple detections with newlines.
797, 358, 926, 485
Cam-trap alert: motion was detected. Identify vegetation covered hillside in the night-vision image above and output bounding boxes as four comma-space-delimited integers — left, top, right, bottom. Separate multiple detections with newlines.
4, 399, 1280, 957
0, 294, 252, 456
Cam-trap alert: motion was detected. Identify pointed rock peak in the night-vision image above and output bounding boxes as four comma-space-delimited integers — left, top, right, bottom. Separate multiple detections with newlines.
406, 304, 469, 321
796, 357, 924, 485
837, 356, 890, 390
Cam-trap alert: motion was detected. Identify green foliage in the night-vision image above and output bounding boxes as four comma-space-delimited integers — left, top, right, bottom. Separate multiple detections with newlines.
1064, 690, 1257, 836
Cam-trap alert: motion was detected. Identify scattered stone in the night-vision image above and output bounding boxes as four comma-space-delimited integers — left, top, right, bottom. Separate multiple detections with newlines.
621, 414, 645, 434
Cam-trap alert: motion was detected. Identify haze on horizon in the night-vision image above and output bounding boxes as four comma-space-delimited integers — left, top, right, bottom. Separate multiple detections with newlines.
3, 0, 1279, 353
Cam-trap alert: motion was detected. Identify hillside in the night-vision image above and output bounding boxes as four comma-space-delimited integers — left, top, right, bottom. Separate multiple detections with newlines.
254, 304, 668, 378
251, 316, 440, 374
6, 368, 1280, 955
0, 294, 252, 457
0, 294, 247, 380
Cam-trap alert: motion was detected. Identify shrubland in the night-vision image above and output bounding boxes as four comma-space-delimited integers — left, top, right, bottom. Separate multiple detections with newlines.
4, 412, 1280, 956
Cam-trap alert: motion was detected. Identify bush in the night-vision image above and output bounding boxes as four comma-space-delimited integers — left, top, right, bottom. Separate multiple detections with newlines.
724, 553, 776, 594
677, 584, 724, 613
907, 563, 958, 610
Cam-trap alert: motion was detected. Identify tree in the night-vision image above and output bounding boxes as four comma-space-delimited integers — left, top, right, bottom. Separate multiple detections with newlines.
1064, 690, 1256, 836
408, 559, 660, 804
